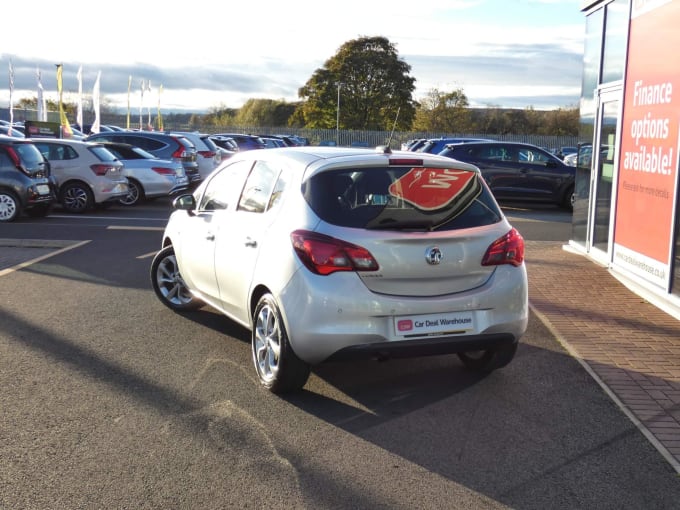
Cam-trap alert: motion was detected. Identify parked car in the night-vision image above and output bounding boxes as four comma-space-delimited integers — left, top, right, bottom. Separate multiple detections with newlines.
415, 137, 491, 154
97, 141, 189, 206
438, 141, 575, 210
401, 138, 425, 151
213, 133, 265, 151
261, 137, 287, 149
32, 138, 128, 213
257, 134, 302, 147
210, 135, 239, 153
200, 134, 233, 165
0, 125, 25, 138
150, 146, 528, 393
0, 135, 57, 221
167, 131, 220, 179
563, 151, 578, 167
85, 131, 201, 186
553, 146, 577, 160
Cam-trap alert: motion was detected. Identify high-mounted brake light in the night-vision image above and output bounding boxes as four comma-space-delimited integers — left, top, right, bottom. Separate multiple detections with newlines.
389, 158, 423, 166
481, 228, 525, 267
291, 230, 379, 275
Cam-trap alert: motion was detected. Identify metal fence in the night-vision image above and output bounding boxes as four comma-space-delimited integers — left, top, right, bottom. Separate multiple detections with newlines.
2, 107, 581, 151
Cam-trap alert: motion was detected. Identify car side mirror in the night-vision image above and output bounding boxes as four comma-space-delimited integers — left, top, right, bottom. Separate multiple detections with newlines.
172, 194, 196, 215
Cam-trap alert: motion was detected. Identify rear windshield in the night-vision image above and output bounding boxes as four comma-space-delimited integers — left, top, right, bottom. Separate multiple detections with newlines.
89, 145, 119, 162
303, 166, 503, 231
14, 142, 46, 167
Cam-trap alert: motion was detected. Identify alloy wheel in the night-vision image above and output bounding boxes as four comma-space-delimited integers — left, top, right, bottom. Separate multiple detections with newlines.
253, 303, 282, 383
155, 252, 195, 306
0, 193, 19, 221
62, 186, 90, 212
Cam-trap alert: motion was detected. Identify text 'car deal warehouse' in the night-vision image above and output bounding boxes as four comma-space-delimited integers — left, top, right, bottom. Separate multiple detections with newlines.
573, 0, 680, 317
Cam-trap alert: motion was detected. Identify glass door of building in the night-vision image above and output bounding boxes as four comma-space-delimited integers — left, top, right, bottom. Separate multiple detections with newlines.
587, 88, 621, 263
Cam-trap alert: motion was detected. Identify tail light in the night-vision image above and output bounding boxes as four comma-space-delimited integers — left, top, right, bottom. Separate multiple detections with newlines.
4, 146, 25, 174
481, 228, 525, 267
198, 150, 216, 159
152, 166, 176, 175
170, 137, 190, 159
90, 164, 117, 176
291, 230, 379, 275
171, 146, 188, 159
5, 146, 20, 166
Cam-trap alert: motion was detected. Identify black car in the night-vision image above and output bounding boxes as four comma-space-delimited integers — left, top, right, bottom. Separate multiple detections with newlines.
213, 133, 265, 151
0, 135, 57, 221
415, 137, 491, 154
438, 141, 575, 210
86, 131, 201, 186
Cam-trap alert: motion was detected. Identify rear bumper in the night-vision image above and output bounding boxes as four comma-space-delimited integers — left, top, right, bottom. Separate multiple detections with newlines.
324, 333, 517, 362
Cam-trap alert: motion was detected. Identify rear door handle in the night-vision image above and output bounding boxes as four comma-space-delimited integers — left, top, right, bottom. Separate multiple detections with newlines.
245, 237, 257, 248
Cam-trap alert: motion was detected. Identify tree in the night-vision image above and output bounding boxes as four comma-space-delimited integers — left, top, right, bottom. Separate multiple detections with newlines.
234, 98, 297, 127
412, 88, 472, 132
295, 36, 416, 130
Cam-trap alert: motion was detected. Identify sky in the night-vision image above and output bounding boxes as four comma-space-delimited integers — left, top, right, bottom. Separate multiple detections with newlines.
1, 0, 586, 115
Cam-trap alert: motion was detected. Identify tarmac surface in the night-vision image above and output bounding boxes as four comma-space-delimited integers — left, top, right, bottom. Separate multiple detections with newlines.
1, 237, 679, 474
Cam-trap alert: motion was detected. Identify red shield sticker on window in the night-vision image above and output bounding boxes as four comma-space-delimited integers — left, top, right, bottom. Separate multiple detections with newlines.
389, 168, 476, 211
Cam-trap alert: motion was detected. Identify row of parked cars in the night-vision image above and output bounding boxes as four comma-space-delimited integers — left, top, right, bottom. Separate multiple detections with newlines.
0, 127, 310, 222
402, 137, 577, 210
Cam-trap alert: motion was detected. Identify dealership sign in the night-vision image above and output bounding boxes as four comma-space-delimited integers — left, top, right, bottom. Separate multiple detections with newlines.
614, 0, 680, 290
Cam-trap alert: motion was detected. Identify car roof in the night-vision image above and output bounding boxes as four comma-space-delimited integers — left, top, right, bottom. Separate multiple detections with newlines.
223, 146, 480, 180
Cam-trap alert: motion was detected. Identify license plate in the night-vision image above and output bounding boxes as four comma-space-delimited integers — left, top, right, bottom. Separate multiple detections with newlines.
394, 311, 474, 336
36, 184, 50, 195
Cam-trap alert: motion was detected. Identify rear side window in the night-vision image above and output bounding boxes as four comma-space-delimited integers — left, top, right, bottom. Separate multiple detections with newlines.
35, 142, 78, 161
90, 146, 118, 162
120, 135, 165, 152
304, 167, 502, 231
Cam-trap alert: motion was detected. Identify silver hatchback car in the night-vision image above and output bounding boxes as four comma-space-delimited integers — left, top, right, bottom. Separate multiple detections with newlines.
151, 146, 528, 393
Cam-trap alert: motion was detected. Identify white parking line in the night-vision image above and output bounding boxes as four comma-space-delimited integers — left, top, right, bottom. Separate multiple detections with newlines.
0, 240, 91, 277
107, 226, 165, 231
49, 214, 168, 222
137, 251, 158, 260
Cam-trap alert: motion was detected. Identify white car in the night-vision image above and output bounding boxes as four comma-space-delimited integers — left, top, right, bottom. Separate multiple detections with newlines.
97, 141, 189, 205
169, 131, 221, 180
151, 146, 528, 393
32, 138, 128, 213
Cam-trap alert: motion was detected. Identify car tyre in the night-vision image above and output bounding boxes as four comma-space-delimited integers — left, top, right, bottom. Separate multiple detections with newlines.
150, 245, 203, 311
0, 190, 20, 222
60, 182, 93, 213
252, 293, 310, 394
119, 179, 144, 206
562, 185, 575, 211
457, 342, 517, 372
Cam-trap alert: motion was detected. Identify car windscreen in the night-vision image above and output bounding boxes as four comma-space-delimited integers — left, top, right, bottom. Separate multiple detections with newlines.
303, 166, 503, 231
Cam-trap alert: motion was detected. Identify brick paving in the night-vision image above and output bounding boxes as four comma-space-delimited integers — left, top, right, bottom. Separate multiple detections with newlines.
525, 240, 680, 472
